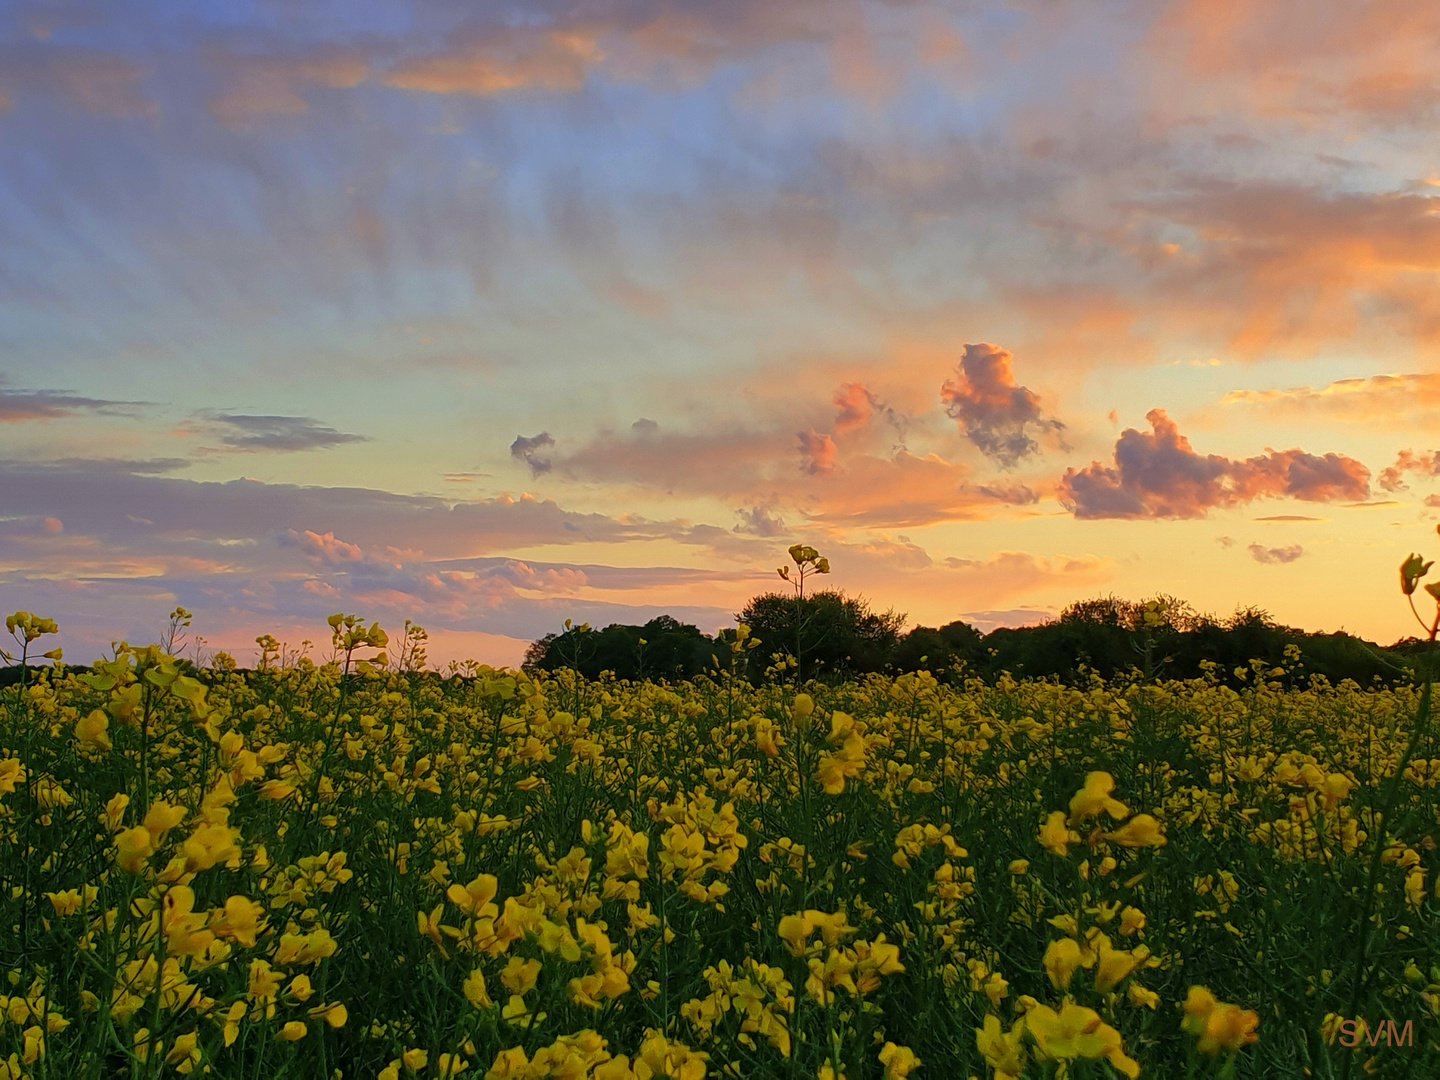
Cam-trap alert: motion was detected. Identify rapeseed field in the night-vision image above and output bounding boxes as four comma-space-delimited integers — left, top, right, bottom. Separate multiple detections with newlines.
1, 548, 1438, 1079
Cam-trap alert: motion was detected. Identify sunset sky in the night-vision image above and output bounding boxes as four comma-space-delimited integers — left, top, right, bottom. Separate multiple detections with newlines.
3, 0, 1439, 668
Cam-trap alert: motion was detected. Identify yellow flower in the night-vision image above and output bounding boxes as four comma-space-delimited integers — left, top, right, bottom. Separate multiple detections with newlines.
1068, 772, 1129, 825
180, 822, 241, 873
247, 959, 283, 1001
418, 905, 452, 960
1042, 937, 1087, 991
777, 913, 815, 956
976, 1014, 1026, 1077
500, 957, 541, 997
1127, 983, 1159, 1009
75, 709, 111, 751
287, 975, 313, 1002
1104, 814, 1167, 848
402, 1048, 428, 1070
447, 874, 500, 919
877, 1042, 920, 1079
1093, 935, 1144, 994
0, 757, 26, 796
1118, 906, 1146, 936
463, 968, 493, 1009
1026, 1001, 1140, 1079
165, 1031, 201, 1073
211, 895, 267, 948
815, 731, 867, 795
1038, 812, 1079, 857
277, 1020, 307, 1041
1008, 859, 1029, 875
1181, 986, 1259, 1054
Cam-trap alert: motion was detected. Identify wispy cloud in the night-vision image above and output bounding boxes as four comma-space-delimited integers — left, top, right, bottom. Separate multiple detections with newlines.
195, 413, 368, 453
0, 384, 145, 422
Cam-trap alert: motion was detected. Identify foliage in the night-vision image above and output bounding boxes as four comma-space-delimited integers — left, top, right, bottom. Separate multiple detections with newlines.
526, 616, 715, 682
738, 590, 906, 682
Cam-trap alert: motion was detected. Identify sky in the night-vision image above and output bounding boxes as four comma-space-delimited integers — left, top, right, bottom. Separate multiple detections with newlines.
2, 0, 1439, 669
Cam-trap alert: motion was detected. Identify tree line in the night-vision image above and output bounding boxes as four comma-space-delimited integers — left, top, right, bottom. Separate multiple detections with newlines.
523, 590, 1429, 689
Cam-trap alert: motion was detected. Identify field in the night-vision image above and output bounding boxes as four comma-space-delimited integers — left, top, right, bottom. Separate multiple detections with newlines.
1, 613, 1438, 1079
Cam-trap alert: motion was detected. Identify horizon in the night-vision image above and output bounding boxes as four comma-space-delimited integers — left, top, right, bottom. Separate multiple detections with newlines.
3, 1, 1438, 669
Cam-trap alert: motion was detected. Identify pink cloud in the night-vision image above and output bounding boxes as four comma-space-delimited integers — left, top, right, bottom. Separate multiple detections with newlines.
797, 429, 838, 475
940, 343, 1063, 466
833, 382, 879, 433
1059, 408, 1370, 519
282, 529, 363, 565
1379, 449, 1440, 492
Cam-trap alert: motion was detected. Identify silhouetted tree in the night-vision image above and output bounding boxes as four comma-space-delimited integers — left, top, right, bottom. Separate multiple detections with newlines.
739, 589, 905, 681
889, 620, 984, 679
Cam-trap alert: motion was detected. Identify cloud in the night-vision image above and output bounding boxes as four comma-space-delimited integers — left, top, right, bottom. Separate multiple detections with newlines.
1427, 494, 1440, 509
206, 47, 369, 128
378, 27, 603, 97
1221, 374, 1440, 424
734, 504, 786, 537
1059, 408, 1370, 519
1147, 183, 1440, 356
976, 481, 1039, 506
279, 529, 364, 566
1378, 449, 1440, 492
0, 456, 769, 662
833, 382, 878, 433
0, 385, 144, 422
196, 413, 368, 453
1145, 0, 1440, 128
0, 43, 157, 118
511, 432, 556, 477
797, 429, 837, 475
940, 343, 1063, 466
1248, 542, 1304, 565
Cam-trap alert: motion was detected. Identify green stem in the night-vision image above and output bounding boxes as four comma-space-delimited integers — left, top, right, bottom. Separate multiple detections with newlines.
1339, 615, 1436, 1079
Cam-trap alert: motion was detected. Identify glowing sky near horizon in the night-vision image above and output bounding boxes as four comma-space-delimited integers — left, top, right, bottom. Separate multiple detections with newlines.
2, 0, 1439, 668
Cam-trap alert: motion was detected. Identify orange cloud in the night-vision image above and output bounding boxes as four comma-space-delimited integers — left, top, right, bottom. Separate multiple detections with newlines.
379, 28, 603, 96
833, 382, 879, 433
1150, 183, 1440, 355
1379, 449, 1440, 492
1059, 408, 1370, 518
1146, 0, 1440, 127
797, 429, 837, 475
1221, 374, 1440, 424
